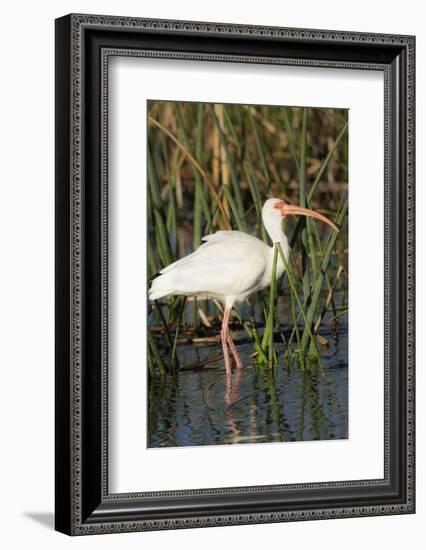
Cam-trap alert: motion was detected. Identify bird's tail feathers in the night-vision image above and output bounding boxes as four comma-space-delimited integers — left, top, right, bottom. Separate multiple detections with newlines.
148, 288, 172, 300
148, 274, 173, 301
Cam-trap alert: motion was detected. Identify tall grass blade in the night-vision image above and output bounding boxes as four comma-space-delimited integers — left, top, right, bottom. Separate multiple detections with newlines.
299, 108, 311, 307
307, 121, 349, 205
300, 199, 348, 351
261, 244, 279, 365
170, 297, 186, 370
147, 144, 173, 267
281, 107, 299, 175
247, 107, 271, 188
148, 115, 231, 229
209, 106, 247, 229
276, 243, 323, 371
148, 330, 167, 376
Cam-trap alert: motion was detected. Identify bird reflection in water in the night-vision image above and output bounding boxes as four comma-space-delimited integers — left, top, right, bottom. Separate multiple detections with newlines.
147, 330, 348, 448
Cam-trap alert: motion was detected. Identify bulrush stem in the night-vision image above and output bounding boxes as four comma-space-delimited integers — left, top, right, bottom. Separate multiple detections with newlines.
148, 330, 167, 376
148, 115, 231, 230
276, 243, 323, 372
289, 120, 349, 250
170, 297, 186, 370
299, 108, 311, 308
300, 199, 348, 351
262, 244, 279, 365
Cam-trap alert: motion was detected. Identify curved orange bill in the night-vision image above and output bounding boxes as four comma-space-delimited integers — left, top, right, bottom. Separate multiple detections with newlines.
281, 204, 339, 232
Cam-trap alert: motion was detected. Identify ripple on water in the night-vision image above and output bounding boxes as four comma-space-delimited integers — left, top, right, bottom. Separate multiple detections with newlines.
148, 325, 348, 448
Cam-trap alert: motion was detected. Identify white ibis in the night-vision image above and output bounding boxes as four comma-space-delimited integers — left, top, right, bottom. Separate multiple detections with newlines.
149, 198, 338, 375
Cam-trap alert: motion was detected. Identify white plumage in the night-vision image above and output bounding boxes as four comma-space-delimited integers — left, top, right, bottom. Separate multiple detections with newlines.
149, 198, 338, 375
149, 230, 277, 306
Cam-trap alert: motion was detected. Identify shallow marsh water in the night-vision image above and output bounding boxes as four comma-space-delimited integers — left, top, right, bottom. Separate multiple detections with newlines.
146, 101, 349, 449
148, 314, 348, 448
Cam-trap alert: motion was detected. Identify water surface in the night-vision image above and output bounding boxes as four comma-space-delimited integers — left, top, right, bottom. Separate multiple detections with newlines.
148, 319, 348, 448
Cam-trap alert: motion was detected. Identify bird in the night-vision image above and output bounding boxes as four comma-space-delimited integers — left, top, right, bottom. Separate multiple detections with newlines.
149, 198, 338, 376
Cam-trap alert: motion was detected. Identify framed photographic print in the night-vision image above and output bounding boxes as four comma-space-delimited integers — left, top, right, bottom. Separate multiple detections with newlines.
55, 14, 415, 535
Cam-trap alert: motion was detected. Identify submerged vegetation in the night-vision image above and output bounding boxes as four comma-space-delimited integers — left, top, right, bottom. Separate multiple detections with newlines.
147, 101, 348, 378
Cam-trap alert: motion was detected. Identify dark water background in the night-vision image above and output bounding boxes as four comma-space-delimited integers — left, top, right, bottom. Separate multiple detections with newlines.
148, 312, 348, 448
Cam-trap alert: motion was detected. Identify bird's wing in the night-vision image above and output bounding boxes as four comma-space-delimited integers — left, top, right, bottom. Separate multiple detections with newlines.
201, 230, 264, 246
156, 237, 268, 299
160, 230, 267, 275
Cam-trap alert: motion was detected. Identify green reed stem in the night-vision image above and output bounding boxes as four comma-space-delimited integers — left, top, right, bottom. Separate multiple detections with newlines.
223, 105, 242, 154
299, 108, 311, 307
243, 161, 268, 242
193, 105, 204, 248
209, 106, 247, 229
247, 108, 271, 187
276, 243, 323, 371
288, 120, 348, 253
300, 199, 348, 351
155, 301, 173, 352
222, 185, 246, 231
261, 244, 279, 365
284, 200, 345, 351
170, 297, 186, 370
148, 330, 167, 376
281, 108, 299, 176
307, 121, 349, 205
147, 353, 155, 378
147, 144, 173, 267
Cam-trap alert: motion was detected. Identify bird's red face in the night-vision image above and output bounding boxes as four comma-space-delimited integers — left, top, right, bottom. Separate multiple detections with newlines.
272, 200, 339, 232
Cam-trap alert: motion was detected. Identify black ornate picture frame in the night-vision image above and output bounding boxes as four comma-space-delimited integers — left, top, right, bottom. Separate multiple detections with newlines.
55, 13, 415, 535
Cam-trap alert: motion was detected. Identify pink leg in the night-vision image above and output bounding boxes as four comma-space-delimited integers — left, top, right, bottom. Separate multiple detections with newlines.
221, 307, 232, 376
228, 333, 244, 369
225, 367, 242, 406
225, 373, 232, 405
